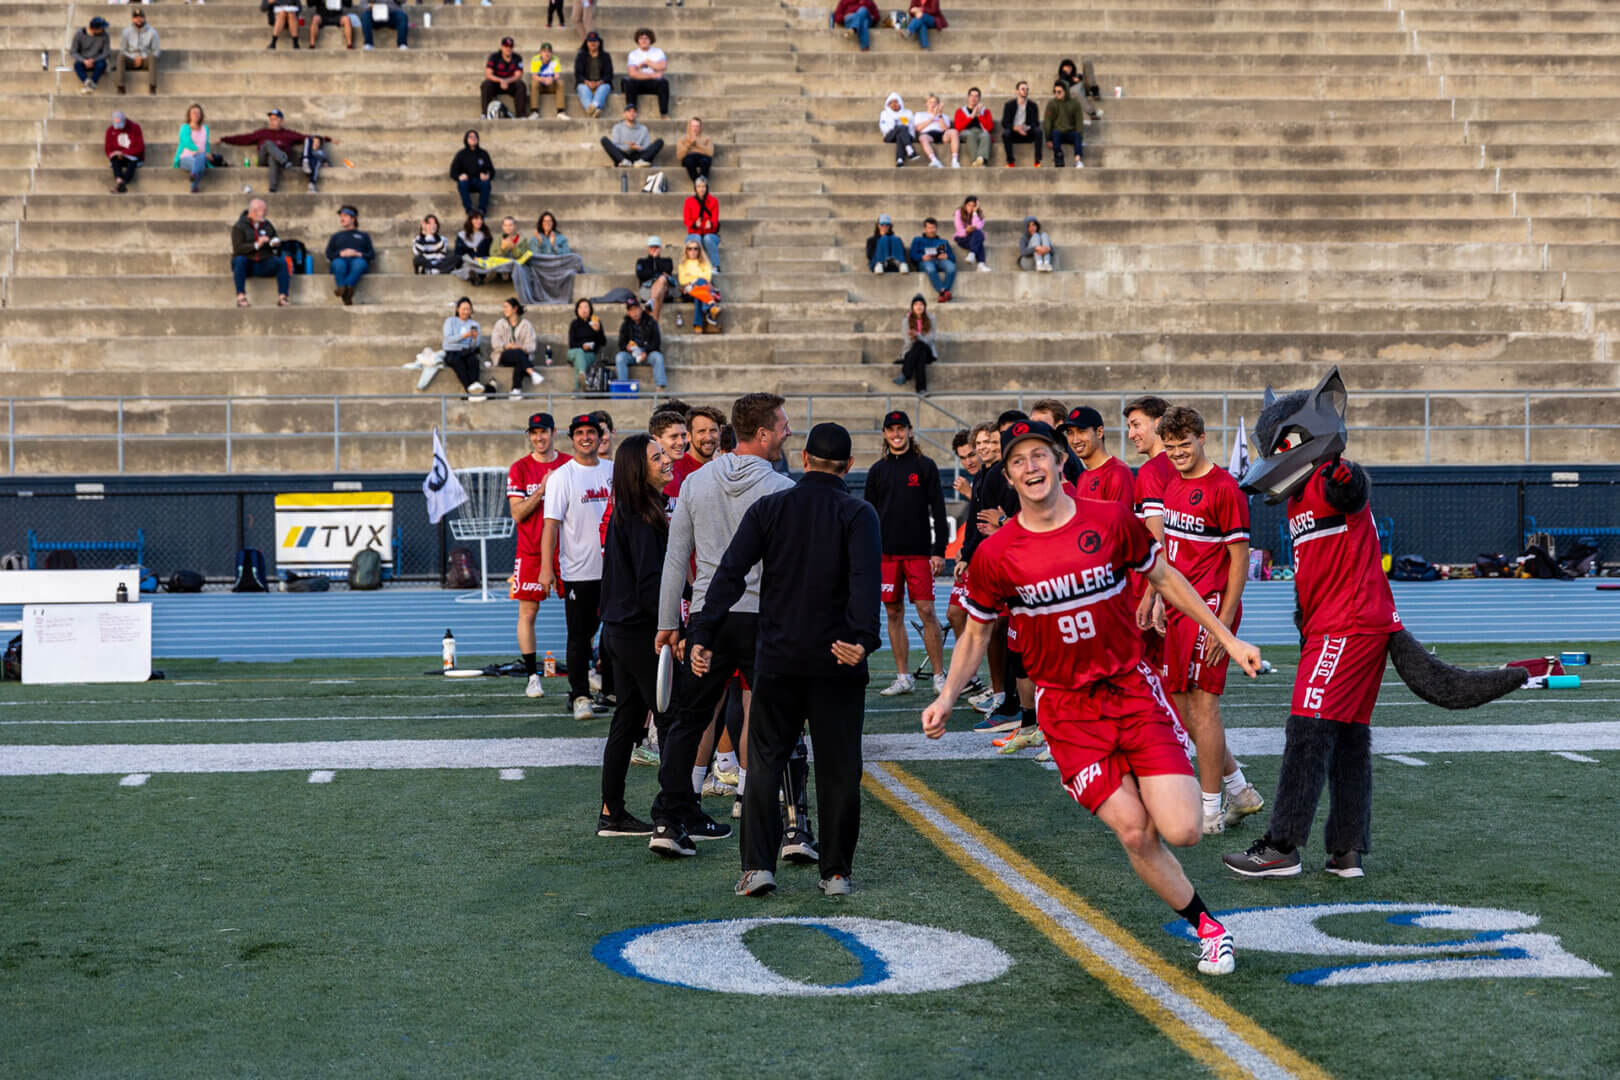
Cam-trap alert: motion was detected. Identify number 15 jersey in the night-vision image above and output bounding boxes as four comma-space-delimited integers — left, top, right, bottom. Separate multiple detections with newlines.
964, 498, 1161, 691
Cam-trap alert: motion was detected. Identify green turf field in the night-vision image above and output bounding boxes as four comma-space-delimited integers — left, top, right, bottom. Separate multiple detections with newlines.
2, 644, 1616, 1078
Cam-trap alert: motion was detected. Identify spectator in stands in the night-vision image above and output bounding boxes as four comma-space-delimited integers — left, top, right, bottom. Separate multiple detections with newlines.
676, 238, 721, 335
533, 211, 572, 255
359, 0, 408, 51
867, 214, 908, 273
1045, 81, 1084, 168
915, 94, 959, 169
833, 0, 879, 51
270, 0, 303, 49
894, 294, 935, 391
455, 211, 491, 283
568, 297, 607, 390
105, 110, 144, 194
898, 0, 946, 49
682, 176, 721, 270
116, 8, 159, 95
574, 32, 614, 118
909, 216, 955, 301
548, 0, 566, 28
442, 297, 484, 393
1018, 215, 1053, 271
570, 0, 597, 43
492, 298, 540, 396
221, 109, 334, 195
879, 92, 917, 168
307, 0, 357, 51
230, 198, 291, 308
450, 130, 495, 214
635, 236, 677, 320
623, 29, 670, 117
325, 205, 374, 306
493, 215, 526, 280
414, 214, 455, 274
675, 116, 713, 183
1056, 57, 1103, 124
616, 298, 667, 389
71, 17, 111, 94
952, 86, 993, 166
602, 103, 663, 167
483, 37, 529, 119
528, 41, 569, 119
1000, 81, 1042, 167
174, 102, 211, 193
953, 195, 989, 270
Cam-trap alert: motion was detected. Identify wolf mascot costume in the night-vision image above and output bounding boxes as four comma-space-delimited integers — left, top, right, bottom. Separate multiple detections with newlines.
1223, 368, 1526, 878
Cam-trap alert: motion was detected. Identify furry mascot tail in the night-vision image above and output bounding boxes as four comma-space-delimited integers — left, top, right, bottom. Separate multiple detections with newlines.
1387, 629, 1527, 708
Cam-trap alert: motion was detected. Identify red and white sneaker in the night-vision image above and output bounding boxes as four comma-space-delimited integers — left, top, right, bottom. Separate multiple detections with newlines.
1196, 913, 1235, 975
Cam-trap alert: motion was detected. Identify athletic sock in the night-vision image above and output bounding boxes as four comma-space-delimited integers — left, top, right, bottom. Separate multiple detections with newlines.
1222, 768, 1249, 795
691, 767, 706, 794
715, 750, 738, 775
522, 652, 537, 676
1202, 791, 1222, 817
1176, 891, 1214, 930
736, 767, 747, 795
1019, 706, 1037, 731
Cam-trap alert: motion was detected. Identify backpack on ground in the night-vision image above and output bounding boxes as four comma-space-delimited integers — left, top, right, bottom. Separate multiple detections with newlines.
1473, 553, 1509, 578
585, 360, 612, 394
116, 563, 159, 594
1515, 544, 1569, 580
1389, 554, 1439, 582
232, 548, 268, 593
640, 171, 668, 194
485, 100, 512, 120
280, 238, 308, 275
0, 550, 23, 571
348, 548, 383, 590
43, 550, 78, 570
445, 546, 480, 589
1559, 537, 1601, 578
284, 571, 331, 593
3, 634, 19, 681
167, 569, 205, 592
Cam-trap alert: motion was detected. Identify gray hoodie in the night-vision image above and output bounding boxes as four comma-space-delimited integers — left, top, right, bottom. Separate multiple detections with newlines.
658, 452, 795, 629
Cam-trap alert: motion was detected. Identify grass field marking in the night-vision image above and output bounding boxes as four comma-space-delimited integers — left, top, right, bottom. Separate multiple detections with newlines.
118, 773, 149, 787
1382, 755, 1428, 767
499, 768, 526, 781
1552, 752, 1599, 763
307, 770, 335, 784
865, 762, 1330, 1080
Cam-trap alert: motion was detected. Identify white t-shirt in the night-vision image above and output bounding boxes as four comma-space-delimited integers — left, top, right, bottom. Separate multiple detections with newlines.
627, 46, 667, 76
542, 457, 615, 582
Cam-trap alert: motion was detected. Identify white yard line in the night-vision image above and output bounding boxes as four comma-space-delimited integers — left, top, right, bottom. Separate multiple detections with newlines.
1382, 755, 1429, 767
1552, 751, 1599, 763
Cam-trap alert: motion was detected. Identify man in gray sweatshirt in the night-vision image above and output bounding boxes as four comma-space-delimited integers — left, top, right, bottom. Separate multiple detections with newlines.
71, 17, 111, 93
600, 103, 665, 167
649, 393, 795, 856
116, 8, 161, 96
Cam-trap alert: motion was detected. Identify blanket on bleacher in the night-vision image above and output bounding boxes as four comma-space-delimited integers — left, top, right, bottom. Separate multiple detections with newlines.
454, 253, 583, 305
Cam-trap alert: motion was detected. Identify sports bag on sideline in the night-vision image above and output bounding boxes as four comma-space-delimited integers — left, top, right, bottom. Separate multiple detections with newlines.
233, 548, 268, 592
348, 549, 383, 590
445, 546, 480, 589
285, 571, 331, 593
167, 569, 205, 592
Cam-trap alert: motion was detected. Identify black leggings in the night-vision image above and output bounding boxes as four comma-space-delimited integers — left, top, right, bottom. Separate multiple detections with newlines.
546, 0, 565, 24
564, 578, 603, 703
900, 340, 934, 392
496, 347, 532, 391
681, 153, 712, 182
444, 347, 482, 390
601, 625, 668, 816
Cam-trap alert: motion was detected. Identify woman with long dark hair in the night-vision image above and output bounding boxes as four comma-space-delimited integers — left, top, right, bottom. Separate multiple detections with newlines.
894, 293, 936, 392
596, 432, 674, 837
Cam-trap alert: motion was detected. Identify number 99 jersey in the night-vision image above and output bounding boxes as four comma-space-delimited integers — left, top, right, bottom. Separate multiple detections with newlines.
963, 498, 1162, 691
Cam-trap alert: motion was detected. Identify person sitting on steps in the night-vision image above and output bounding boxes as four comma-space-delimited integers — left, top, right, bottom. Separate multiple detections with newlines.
220, 108, 335, 194
414, 214, 455, 275
894, 293, 936, 392
635, 236, 678, 320
492, 297, 541, 397
325, 204, 374, 306
568, 297, 608, 392
230, 198, 291, 308
676, 237, 721, 336
602, 103, 664, 167
867, 214, 908, 273
879, 92, 917, 167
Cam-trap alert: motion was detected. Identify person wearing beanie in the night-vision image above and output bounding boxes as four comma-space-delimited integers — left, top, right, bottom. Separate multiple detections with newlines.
895, 294, 936, 391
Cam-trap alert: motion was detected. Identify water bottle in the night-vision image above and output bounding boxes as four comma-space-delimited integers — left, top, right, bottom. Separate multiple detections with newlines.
41, 50, 48, 71
116, 582, 129, 603
543, 650, 556, 677
620, 173, 628, 194
544, 344, 554, 366
675, 311, 682, 327
442, 629, 456, 670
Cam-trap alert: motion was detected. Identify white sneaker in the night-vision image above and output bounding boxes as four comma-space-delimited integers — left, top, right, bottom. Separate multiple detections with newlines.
928, 158, 943, 168
969, 689, 1004, 714
701, 772, 737, 798
467, 382, 485, 395
872, 264, 884, 274
572, 696, 595, 720
1202, 808, 1226, 835
508, 388, 522, 399
363, 43, 373, 50
1197, 914, 1236, 976
964, 251, 976, 264
1075, 160, 1084, 168
556, 111, 571, 119
525, 673, 544, 698
972, 156, 985, 166
879, 673, 915, 696
951, 158, 960, 168
1223, 783, 1265, 827
588, 669, 603, 694
398, 43, 409, 49
976, 263, 992, 272
933, 673, 948, 695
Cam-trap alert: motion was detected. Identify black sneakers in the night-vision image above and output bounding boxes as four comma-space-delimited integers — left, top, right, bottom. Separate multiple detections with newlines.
780, 827, 818, 865
1325, 850, 1365, 878
648, 823, 696, 857
596, 811, 654, 837
1222, 838, 1303, 877
685, 814, 733, 841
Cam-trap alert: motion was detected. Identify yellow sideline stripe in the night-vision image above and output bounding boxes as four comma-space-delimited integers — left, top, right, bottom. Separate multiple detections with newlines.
864, 762, 1330, 1080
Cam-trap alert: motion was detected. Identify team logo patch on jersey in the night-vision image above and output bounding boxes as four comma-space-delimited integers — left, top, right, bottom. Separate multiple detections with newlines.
1077, 530, 1101, 554
1189, 489, 1204, 506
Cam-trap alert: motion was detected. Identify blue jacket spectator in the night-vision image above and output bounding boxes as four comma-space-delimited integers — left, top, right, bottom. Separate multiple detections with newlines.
325, 206, 374, 305
908, 217, 957, 300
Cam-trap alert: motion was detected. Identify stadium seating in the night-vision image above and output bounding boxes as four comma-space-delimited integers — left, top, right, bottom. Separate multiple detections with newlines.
2, 0, 1619, 471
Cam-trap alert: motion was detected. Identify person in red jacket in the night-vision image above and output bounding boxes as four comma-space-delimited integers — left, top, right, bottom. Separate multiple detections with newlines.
105, 110, 144, 193
952, 86, 993, 166
682, 175, 721, 271
831, 0, 879, 51
218, 108, 336, 194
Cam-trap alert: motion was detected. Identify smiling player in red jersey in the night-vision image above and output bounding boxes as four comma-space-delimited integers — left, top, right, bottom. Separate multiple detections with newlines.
1057, 404, 1134, 508
923, 420, 1263, 976
507, 412, 571, 699
1124, 395, 1176, 673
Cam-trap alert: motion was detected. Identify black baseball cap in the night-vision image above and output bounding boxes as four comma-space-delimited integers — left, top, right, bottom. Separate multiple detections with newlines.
585, 31, 602, 42
1000, 419, 1064, 457
500, 36, 515, 47
882, 410, 911, 429
267, 108, 284, 118
527, 412, 555, 432
1058, 405, 1105, 432
995, 409, 1029, 428
805, 422, 852, 461
568, 413, 602, 435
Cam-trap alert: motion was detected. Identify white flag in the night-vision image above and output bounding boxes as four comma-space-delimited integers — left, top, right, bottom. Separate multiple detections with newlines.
424, 426, 468, 524
1228, 415, 1251, 479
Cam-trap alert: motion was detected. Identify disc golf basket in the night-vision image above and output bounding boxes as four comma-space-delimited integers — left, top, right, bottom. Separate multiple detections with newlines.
449, 467, 513, 603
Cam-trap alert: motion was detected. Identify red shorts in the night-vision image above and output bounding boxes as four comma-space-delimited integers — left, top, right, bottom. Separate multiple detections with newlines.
510, 553, 558, 602
947, 564, 969, 611
881, 554, 935, 605
1038, 664, 1194, 814
1292, 632, 1391, 725
1164, 595, 1239, 695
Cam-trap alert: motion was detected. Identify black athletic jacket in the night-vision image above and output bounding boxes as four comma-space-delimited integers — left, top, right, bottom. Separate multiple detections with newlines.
689, 471, 881, 682
864, 450, 949, 558
600, 501, 668, 631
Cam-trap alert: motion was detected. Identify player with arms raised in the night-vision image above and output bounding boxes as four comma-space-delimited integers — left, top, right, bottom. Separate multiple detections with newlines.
922, 420, 1263, 976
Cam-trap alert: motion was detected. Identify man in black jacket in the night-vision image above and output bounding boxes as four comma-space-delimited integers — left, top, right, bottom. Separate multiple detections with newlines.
865, 410, 950, 697
229, 198, 290, 308
615, 298, 666, 389
689, 423, 882, 898
1000, 82, 1043, 167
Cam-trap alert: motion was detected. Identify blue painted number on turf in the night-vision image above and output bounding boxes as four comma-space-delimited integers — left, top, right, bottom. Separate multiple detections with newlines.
1165, 903, 1609, 985
595, 917, 1012, 996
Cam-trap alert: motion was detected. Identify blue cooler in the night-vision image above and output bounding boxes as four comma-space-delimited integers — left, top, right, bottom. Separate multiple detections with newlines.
609, 380, 640, 399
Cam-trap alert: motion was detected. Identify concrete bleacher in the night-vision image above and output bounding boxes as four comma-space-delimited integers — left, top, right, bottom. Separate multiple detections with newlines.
2, 0, 1619, 472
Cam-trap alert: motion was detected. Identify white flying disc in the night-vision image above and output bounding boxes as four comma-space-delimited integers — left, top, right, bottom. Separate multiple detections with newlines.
655, 644, 675, 712
444, 668, 485, 678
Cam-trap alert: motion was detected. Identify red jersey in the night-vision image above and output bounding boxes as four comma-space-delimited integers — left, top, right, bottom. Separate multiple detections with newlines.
506, 453, 569, 556
1133, 452, 1176, 523
667, 453, 707, 497
1161, 465, 1249, 597
1288, 462, 1400, 636
964, 498, 1162, 691
1079, 456, 1135, 508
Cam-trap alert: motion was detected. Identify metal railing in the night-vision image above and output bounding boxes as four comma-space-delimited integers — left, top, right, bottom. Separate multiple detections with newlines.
6, 389, 1620, 476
